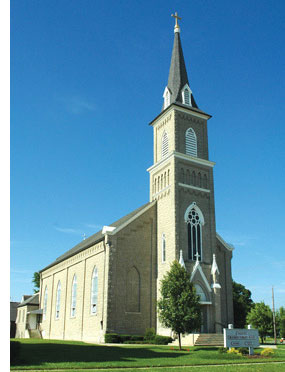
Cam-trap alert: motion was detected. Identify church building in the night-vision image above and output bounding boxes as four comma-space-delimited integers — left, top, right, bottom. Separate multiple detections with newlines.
16, 14, 234, 343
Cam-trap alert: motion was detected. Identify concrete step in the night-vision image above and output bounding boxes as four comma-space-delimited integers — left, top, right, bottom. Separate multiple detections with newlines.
195, 333, 224, 346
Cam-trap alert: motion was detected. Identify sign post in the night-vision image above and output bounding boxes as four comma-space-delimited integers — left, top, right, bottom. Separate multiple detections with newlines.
224, 324, 259, 355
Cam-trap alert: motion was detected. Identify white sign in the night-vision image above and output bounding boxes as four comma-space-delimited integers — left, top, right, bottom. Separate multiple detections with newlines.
224, 328, 259, 348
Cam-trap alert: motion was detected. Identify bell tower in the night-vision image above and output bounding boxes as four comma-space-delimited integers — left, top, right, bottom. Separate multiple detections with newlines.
148, 13, 225, 335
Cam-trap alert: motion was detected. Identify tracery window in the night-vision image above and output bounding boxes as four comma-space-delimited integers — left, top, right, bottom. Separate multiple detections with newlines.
162, 131, 169, 158
55, 281, 61, 319
91, 267, 98, 314
43, 286, 48, 320
185, 204, 204, 261
71, 275, 77, 317
185, 128, 197, 157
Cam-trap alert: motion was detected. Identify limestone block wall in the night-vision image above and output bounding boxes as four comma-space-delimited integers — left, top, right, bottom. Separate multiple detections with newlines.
105, 203, 157, 336
40, 240, 107, 343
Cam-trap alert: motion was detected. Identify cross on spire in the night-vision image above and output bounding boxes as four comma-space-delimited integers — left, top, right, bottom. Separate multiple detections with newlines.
171, 11, 182, 30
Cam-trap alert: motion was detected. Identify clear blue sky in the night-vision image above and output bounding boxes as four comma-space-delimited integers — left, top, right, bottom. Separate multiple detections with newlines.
10, 0, 285, 309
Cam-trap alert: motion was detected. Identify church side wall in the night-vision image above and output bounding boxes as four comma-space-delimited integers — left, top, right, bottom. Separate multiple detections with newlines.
40, 240, 107, 343
105, 204, 157, 336
216, 242, 234, 327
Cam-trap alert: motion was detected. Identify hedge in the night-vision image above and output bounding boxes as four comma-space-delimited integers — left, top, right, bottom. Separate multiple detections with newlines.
10, 341, 21, 365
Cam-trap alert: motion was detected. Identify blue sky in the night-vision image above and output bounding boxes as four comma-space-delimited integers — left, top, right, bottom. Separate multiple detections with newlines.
10, 0, 285, 309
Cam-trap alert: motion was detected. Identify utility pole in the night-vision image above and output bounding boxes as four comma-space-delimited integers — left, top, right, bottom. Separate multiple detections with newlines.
272, 286, 277, 344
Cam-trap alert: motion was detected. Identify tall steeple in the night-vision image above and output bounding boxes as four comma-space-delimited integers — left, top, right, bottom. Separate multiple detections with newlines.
163, 12, 198, 110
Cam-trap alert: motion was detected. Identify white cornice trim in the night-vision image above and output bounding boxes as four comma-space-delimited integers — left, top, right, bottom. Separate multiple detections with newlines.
174, 151, 215, 168
179, 183, 210, 193
216, 233, 235, 251
200, 301, 212, 305
103, 202, 155, 237
147, 153, 172, 173
147, 151, 215, 173
174, 105, 211, 120
152, 184, 171, 198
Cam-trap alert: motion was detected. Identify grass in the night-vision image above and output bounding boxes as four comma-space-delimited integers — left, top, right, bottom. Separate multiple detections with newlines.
10, 339, 285, 370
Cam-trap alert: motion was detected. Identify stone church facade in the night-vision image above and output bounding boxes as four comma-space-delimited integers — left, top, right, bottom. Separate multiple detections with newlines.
17, 16, 234, 343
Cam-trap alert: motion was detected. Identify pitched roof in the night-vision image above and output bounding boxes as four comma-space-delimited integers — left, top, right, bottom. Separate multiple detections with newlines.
18, 293, 39, 308
40, 201, 156, 272
166, 31, 198, 109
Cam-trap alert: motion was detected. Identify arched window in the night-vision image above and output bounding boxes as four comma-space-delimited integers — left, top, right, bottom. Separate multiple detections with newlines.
194, 284, 207, 302
55, 281, 61, 319
185, 128, 197, 157
91, 267, 98, 314
186, 169, 190, 184
161, 131, 169, 158
162, 234, 166, 263
198, 172, 202, 187
192, 171, 196, 186
163, 88, 171, 109
43, 286, 48, 320
185, 203, 204, 261
181, 168, 185, 183
71, 275, 77, 317
126, 267, 140, 312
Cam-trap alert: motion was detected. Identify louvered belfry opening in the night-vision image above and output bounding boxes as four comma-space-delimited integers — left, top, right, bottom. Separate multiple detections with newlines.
185, 128, 197, 157
162, 131, 169, 158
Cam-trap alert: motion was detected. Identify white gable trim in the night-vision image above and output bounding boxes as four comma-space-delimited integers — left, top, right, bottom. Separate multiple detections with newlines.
190, 261, 212, 293
179, 183, 210, 193
103, 202, 155, 236
216, 233, 235, 251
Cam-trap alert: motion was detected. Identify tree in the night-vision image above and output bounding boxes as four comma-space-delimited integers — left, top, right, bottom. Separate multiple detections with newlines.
32, 272, 40, 293
246, 302, 272, 344
232, 280, 254, 328
276, 306, 285, 338
157, 260, 201, 350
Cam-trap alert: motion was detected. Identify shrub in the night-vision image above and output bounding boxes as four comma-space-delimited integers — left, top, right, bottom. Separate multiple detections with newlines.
218, 347, 227, 354
152, 335, 173, 345
227, 348, 242, 356
123, 340, 147, 344
238, 347, 249, 355
119, 334, 132, 343
10, 341, 21, 365
104, 333, 121, 343
260, 348, 274, 357
130, 335, 144, 341
144, 327, 156, 341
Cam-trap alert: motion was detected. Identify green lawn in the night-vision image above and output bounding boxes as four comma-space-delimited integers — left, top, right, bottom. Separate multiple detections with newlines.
10, 339, 285, 370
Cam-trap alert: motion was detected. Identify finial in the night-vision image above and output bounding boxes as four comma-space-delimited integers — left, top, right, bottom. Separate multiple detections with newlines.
179, 250, 186, 269
171, 11, 182, 33
82, 233, 86, 241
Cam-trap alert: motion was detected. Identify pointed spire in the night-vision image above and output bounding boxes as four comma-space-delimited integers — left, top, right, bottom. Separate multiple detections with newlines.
163, 13, 198, 110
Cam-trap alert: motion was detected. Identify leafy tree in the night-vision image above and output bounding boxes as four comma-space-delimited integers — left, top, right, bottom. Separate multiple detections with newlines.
276, 306, 285, 338
32, 272, 40, 293
246, 302, 272, 344
232, 280, 254, 328
157, 260, 201, 350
